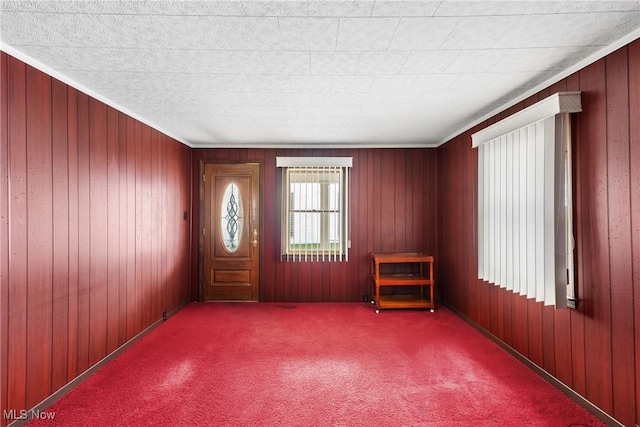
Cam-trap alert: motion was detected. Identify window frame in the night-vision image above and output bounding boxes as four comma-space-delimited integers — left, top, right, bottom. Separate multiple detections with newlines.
276, 157, 352, 262
472, 92, 581, 309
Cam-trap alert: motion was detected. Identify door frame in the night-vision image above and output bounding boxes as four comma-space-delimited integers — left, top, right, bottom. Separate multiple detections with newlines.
198, 160, 263, 302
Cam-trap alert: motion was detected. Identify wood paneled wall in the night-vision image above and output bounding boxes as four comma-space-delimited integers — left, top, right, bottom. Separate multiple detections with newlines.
436, 41, 640, 427
0, 52, 193, 426
5, 37, 635, 427
192, 148, 438, 303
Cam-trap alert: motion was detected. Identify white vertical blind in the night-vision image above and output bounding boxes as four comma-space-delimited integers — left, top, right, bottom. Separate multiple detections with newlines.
472, 92, 581, 308
505, 133, 513, 291
525, 123, 537, 299
276, 157, 352, 262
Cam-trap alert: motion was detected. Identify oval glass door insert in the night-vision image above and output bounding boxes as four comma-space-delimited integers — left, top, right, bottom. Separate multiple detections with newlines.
220, 183, 244, 252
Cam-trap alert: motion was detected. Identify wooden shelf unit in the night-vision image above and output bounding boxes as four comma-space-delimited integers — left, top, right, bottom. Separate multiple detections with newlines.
369, 252, 435, 313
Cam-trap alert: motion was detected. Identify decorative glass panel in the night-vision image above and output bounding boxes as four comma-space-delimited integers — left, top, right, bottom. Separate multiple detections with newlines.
220, 183, 243, 252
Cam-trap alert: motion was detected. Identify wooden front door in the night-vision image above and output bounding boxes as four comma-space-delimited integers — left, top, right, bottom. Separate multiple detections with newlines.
203, 163, 260, 301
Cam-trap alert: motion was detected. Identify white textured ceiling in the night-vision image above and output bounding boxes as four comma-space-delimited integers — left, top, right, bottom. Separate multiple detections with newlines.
1, 1, 639, 148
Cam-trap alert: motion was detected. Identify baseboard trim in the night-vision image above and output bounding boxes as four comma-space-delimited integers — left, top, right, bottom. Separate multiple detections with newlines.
442, 303, 622, 427
6, 301, 190, 427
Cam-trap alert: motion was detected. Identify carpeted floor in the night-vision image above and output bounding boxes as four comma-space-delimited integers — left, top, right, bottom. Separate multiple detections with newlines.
29, 303, 605, 426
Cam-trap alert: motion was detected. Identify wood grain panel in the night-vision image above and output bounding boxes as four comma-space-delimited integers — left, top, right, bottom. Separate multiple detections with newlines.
170, 137, 180, 302
501, 267, 513, 345
553, 304, 571, 386
394, 151, 406, 251
106, 106, 119, 355
25, 65, 53, 408
366, 150, 375, 277
298, 256, 311, 301
51, 78, 69, 392
541, 305, 555, 375
66, 86, 79, 383
371, 149, 382, 253
402, 151, 413, 251
89, 98, 108, 368
463, 138, 474, 319
140, 124, 151, 327
6, 53, 28, 416
0, 52, 8, 423
180, 145, 191, 303
436, 40, 640, 427
330, 261, 342, 302
345, 148, 358, 301
171, 139, 183, 307
161, 135, 171, 309
356, 149, 369, 301
134, 120, 143, 333
605, 47, 635, 427
150, 129, 160, 321
1, 53, 192, 426
158, 133, 167, 315
117, 112, 128, 347
496, 286, 505, 340
76, 91, 91, 375
419, 149, 433, 253
435, 144, 451, 306
380, 150, 395, 253
580, 58, 614, 416
476, 263, 490, 331
182, 144, 192, 303
527, 299, 543, 367
629, 39, 640, 427
126, 117, 137, 341
260, 149, 276, 302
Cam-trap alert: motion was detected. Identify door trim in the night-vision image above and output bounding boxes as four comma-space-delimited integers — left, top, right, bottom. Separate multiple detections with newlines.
198, 160, 263, 302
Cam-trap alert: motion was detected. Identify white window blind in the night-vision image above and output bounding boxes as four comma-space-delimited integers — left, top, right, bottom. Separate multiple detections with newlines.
276, 157, 352, 262
472, 92, 581, 308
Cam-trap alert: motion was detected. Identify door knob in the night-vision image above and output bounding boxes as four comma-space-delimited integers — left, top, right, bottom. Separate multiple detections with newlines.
251, 229, 258, 247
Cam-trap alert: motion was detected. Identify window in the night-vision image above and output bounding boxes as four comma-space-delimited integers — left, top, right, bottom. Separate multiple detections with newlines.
472, 92, 581, 308
277, 157, 352, 262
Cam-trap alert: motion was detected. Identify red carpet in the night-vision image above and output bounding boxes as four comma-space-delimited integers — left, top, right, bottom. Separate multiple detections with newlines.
30, 303, 604, 426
